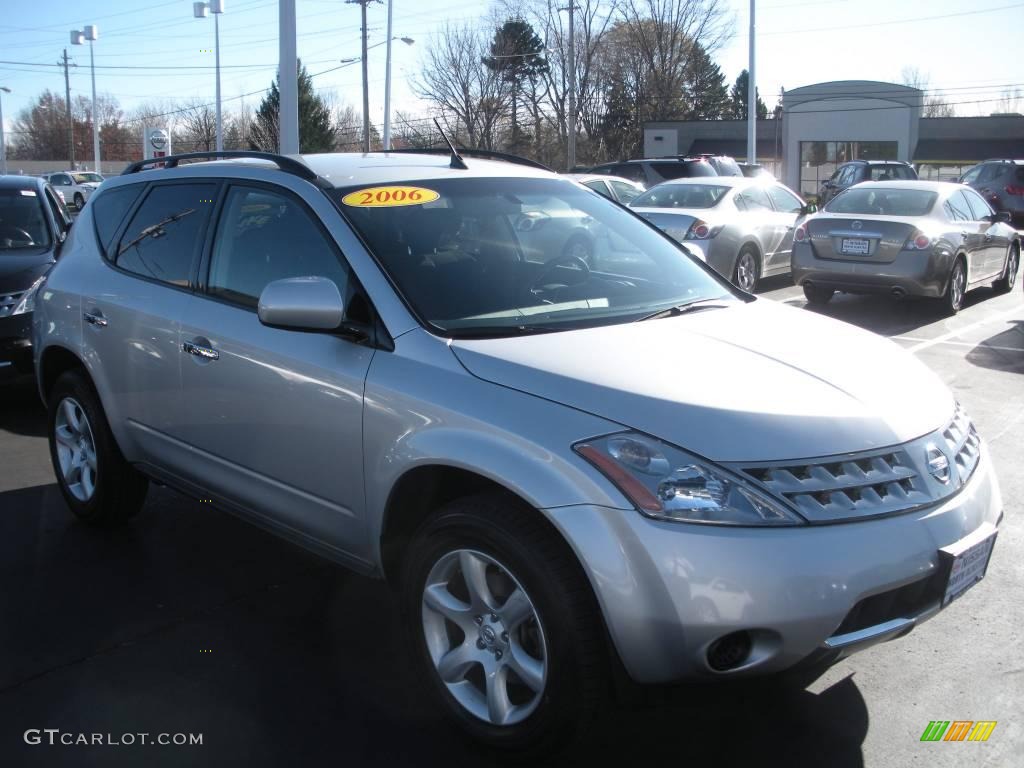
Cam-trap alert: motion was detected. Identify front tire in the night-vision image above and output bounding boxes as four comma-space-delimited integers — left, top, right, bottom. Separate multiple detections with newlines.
993, 244, 1019, 293
73, 192, 85, 210
942, 258, 967, 315
401, 494, 607, 752
48, 370, 148, 526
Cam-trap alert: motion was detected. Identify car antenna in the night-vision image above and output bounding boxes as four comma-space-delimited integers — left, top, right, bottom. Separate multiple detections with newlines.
433, 118, 468, 170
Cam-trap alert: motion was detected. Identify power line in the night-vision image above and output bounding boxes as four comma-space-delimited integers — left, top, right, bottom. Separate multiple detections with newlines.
760, 2, 1024, 35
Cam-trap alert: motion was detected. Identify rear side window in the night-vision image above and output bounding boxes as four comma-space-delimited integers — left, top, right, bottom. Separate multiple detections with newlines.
945, 191, 972, 222
869, 165, 914, 181
115, 183, 216, 287
651, 161, 715, 180
962, 188, 993, 220
765, 185, 803, 213
737, 185, 773, 211
93, 184, 145, 254
206, 186, 350, 308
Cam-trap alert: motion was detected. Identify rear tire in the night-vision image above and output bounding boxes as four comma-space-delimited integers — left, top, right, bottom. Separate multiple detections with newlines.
47, 370, 148, 526
993, 244, 1019, 293
802, 283, 834, 306
400, 493, 607, 753
733, 247, 760, 293
941, 258, 967, 315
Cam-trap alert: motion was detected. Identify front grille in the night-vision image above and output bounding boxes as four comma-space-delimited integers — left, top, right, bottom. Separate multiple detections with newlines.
0, 292, 23, 319
831, 570, 945, 637
740, 448, 929, 521
733, 404, 982, 523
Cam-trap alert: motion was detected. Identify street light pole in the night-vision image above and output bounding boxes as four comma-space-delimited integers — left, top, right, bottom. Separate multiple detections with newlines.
383, 0, 393, 150
193, 2, 226, 152
60, 50, 75, 168
0, 86, 10, 176
71, 25, 100, 172
559, 4, 578, 171
279, 0, 299, 154
747, 0, 756, 166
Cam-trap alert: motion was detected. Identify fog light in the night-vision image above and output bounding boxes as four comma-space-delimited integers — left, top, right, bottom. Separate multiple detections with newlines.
707, 631, 752, 671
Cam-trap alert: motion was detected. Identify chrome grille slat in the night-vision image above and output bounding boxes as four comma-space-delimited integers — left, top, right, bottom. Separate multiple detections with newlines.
0, 292, 24, 319
733, 403, 982, 523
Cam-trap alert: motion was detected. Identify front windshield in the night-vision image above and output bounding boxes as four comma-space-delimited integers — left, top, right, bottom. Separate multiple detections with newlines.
74, 172, 103, 184
825, 187, 937, 216
0, 189, 52, 251
332, 177, 732, 337
631, 184, 731, 209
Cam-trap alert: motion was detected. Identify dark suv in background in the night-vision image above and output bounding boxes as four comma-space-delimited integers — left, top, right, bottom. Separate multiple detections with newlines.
818, 160, 917, 204
589, 157, 716, 186
958, 159, 1024, 227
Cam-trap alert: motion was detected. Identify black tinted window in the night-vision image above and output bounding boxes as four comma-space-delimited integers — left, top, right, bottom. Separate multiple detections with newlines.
651, 161, 715, 180
0, 189, 51, 249
207, 186, 349, 308
93, 184, 145, 254
116, 183, 215, 286
612, 164, 645, 183
869, 165, 914, 181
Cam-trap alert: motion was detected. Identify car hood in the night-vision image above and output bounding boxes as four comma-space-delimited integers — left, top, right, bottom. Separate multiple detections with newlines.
0, 252, 54, 293
450, 299, 953, 462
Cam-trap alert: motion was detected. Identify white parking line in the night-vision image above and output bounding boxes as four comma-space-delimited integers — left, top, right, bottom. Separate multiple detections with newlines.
904, 306, 1024, 353
893, 336, 1024, 353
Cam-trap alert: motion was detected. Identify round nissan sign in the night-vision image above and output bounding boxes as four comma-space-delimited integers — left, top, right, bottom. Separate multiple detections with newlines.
149, 129, 169, 151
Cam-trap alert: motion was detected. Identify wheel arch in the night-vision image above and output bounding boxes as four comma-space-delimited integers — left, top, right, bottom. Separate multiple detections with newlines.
38, 344, 88, 404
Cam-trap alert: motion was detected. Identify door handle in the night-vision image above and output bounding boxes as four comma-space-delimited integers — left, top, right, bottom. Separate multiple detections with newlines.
182, 340, 219, 361
83, 311, 107, 327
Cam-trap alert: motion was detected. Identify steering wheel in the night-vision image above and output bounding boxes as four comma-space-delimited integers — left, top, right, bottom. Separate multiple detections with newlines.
523, 253, 591, 301
0, 226, 35, 245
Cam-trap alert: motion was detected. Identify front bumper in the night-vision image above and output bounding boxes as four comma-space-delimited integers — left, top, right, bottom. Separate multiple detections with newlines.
791, 242, 952, 297
546, 446, 1001, 684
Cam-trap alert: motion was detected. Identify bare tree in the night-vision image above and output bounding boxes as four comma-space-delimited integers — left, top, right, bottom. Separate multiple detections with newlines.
993, 87, 1023, 115
900, 67, 956, 117
412, 22, 510, 149
175, 99, 218, 152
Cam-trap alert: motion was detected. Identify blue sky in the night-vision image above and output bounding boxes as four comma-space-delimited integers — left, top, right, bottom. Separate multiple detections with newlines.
1, 0, 1022, 135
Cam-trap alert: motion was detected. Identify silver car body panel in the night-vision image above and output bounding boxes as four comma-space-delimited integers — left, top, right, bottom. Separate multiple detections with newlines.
33, 154, 1003, 686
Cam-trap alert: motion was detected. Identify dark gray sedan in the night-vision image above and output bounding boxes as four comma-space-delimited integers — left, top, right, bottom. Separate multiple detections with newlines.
792, 181, 1020, 314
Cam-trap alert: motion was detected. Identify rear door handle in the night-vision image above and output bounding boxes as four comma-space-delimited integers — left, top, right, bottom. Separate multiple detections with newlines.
182, 340, 219, 361
83, 311, 107, 327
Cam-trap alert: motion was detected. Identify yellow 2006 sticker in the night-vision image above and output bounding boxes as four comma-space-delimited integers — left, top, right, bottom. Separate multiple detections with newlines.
341, 186, 440, 208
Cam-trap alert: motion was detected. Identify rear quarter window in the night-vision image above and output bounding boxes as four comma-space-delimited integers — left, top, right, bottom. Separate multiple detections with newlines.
93, 184, 146, 255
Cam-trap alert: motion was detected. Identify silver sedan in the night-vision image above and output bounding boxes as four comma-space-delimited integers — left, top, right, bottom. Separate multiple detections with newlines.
629, 177, 814, 292
792, 180, 1021, 313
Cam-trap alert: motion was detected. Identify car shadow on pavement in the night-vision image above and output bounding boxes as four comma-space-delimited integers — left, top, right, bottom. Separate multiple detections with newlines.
966, 320, 1024, 374
0, 372, 47, 438
0, 476, 869, 768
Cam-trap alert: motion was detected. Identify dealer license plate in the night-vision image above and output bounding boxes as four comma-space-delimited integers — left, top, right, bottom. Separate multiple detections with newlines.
841, 237, 870, 255
941, 528, 997, 608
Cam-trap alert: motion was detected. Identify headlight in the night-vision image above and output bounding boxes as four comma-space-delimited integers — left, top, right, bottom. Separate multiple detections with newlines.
12, 275, 47, 316
574, 432, 805, 526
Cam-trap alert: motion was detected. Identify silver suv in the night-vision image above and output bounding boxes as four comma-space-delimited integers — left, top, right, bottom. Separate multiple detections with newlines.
31, 150, 1002, 750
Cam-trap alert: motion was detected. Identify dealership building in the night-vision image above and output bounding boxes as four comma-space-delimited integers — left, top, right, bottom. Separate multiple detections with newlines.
643, 80, 1024, 198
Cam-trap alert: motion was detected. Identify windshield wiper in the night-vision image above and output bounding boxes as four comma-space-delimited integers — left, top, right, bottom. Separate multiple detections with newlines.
118, 208, 195, 256
446, 324, 566, 339
635, 298, 732, 322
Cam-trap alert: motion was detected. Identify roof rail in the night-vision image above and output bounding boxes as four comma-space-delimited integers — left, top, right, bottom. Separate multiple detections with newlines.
121, 150, 327, 186
382, 147, 553, 172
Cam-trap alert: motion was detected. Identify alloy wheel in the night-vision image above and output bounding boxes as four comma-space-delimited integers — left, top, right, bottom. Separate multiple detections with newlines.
950, 262, 965, 311
1008, 249, 1019, 289
735, 251, 757, 292
421, 549, 548, 727
54, 397, 98, 502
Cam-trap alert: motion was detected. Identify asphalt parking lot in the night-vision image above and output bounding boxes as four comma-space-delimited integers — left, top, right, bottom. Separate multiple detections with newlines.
0, 279, 1021, 767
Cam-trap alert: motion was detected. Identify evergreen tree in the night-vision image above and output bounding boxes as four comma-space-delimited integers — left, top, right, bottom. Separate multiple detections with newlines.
728, 70, 768, 120
683, 44, 729, 120
251, 59, 334, 153
482, 18, 548, 146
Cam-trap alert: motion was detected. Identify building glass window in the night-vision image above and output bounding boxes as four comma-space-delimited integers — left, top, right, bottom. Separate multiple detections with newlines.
799, 141, 899, 197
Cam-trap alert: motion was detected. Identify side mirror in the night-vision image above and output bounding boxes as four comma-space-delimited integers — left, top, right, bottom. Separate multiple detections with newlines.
257, 276, 346, 332
989, 211, 1011, 223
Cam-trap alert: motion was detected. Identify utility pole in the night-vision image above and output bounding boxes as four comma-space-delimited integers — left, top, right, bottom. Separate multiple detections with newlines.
560, 4, 578, 170
348, 0, 375, 153
747, 0, 756, 166
60, 49, 75, 168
